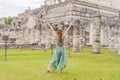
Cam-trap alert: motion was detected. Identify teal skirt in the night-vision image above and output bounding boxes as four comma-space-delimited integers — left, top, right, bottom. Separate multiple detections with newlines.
51, 45, 66, 71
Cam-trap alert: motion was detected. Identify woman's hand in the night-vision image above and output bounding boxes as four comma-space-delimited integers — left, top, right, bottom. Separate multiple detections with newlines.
70, 21, 74, 26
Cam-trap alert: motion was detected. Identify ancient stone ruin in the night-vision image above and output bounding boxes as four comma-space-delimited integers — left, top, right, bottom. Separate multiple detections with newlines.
0, 0, 120, 54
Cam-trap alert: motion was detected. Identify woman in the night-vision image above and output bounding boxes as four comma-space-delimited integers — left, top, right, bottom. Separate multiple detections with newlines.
46, 22, 73, 73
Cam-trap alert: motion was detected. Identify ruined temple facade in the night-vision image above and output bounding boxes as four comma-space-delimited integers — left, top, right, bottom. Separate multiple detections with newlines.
1, 0, 120, 53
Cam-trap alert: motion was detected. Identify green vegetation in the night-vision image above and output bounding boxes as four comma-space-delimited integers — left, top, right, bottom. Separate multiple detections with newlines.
0, 47, 120, 80
4, 17, 13, 25
1, 17, 13, 25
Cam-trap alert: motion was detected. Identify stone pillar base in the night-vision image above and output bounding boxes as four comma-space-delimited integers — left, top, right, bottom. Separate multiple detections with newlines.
118, 50, 120, 55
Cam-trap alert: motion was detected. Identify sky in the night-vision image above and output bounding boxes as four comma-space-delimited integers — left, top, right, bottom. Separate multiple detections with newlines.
0, 0, 44, 18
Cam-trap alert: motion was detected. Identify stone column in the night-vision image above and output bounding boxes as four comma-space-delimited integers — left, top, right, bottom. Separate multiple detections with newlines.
89, 22, 94, 45
117, 31, 120, 55
46, 0, 51, 5
73, 20, 80, 52
64, 21, 69, 48
118, 12, 120, 54
46, 25, 52, 48
92, 16, 101, 53
43, 23, 52, 48
79, 21, 86, 49
41, 24, 47, 48
100, 20, 110, 47
118, 10, 120, 24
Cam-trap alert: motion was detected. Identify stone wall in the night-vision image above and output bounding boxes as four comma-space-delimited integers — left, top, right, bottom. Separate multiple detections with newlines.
80, 0, 120, 10
0, 0, 120, 53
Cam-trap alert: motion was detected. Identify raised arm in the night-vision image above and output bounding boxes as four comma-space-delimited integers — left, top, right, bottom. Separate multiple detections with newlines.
47, 23, 57, 38
63, 22, 73, 38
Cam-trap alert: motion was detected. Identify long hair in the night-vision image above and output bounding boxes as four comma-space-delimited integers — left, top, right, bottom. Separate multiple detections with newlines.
57, 29, 63, 44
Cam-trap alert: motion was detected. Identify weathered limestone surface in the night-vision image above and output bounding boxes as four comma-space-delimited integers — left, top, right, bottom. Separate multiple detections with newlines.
118, 35, 120, 55
80, 0, 120, 10
0, 0, 120, 52
72, 20, 80, 51
92, 16, 101, 53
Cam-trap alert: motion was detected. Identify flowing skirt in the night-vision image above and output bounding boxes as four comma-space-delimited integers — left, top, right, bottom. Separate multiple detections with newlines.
51, 45, 66, 71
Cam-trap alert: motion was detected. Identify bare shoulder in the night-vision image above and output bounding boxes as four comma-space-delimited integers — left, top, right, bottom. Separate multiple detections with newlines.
54, 35, 58, 39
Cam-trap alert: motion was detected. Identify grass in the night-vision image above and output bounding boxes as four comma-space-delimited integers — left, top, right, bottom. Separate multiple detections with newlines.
0, 47, 120, 80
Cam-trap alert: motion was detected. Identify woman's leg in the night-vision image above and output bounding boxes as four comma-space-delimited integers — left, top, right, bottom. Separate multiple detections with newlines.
59, 69, 62, 74
59, 48, 66, 73
47, 60, 52, 72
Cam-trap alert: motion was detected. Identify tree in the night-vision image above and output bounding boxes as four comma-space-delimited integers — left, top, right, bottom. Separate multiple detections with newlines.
3, 17, 13, 25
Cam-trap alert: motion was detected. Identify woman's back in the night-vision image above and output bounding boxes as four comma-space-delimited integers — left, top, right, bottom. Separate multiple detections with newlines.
56, 37, 64, 47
